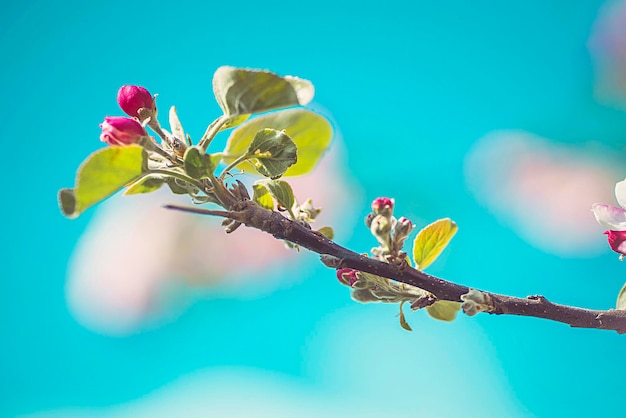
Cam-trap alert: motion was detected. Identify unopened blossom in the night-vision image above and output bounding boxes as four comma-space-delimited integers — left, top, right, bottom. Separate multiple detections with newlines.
393, 216, 414, 242
117, 85, 154, 118
605, 230, 626, 256
371, 197, 394, 217
100, 116, 147, 146
336, 268, 358, 287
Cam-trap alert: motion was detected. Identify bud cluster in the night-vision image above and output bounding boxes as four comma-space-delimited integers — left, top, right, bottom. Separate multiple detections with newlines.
366, 197, 415, 264
99, 85, 156, 147
335, 269, 428, 309
460, 289, 494, 316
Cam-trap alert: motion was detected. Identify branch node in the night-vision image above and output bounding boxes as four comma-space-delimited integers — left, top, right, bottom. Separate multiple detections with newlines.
527, 295, 549, 303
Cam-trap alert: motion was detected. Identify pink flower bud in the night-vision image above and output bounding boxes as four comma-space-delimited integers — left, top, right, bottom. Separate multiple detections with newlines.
604, 230, 626, 255
336, 268, 359, 286
371, 197, 394, 216
394, 216, 414, 240
100, 116, 147, 146
117, 85, 154, 118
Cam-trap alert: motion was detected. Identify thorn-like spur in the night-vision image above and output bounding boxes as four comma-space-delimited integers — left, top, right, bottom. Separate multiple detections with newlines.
164, 204, 234, 219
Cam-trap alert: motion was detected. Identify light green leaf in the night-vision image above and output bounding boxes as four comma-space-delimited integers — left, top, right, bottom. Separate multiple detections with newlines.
617, 283, 626, 310
58, 145, 147, 218
317, 226, 334, 240
412, 218, 458, 269
124, 175, 164, 195
258, 179, 295, 211
252, 183, 274, 210
212, 66, 314, 117
426, 300, 461, 322
209, 153, 223, 170
222, 115, 250, 131
247, 128, 297, 179
184, 146, 215, 179
223, 109, 332, 177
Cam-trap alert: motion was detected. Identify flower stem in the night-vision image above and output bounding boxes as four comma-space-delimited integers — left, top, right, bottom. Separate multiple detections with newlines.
148, 169, 207, 192
219, 153, 251, 180
198, 115, 229, 152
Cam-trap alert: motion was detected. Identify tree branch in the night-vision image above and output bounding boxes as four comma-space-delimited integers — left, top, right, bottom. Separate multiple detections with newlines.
165, 201, 626, 334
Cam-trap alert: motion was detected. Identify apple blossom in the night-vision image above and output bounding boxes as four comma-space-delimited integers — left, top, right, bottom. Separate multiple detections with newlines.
591, 178, 626, 255
592, 178, 626, 231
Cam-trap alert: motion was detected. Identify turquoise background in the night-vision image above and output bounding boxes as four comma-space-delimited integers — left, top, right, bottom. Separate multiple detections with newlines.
3, 0, 626, 416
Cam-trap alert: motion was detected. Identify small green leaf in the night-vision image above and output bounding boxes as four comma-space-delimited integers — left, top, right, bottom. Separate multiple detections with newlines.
167, 178, 197, 195
351, 288, 379, 303
212, 66, 313, 117
412, 218, 458, 269
399, 301, 413, 331
617, 283, 626, 310
184, 146, 215, 179
223, 109, 332, 177
247, 128, 297, 179
124, 175, 164, 195
258, 179, 295, 211
252, 183, 274, 210
58, 188, 77, 217
317, 226, 334, 240
426, 300, 461, 322
59, 145, 147, 218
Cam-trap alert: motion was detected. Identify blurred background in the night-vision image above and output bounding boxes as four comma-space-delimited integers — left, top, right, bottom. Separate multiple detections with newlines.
2, 0, 626, 416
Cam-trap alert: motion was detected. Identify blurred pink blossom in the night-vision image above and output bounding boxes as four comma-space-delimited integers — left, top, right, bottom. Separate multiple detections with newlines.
588, 0, 626, 106
465, 130, 621, 256
66, 145, 361, 335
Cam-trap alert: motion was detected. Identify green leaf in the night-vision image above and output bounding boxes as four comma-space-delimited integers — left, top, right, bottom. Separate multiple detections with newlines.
317, 226, 334, 240
258, 179, 295, 211
412, 218, 458, 269
223, 109, 331, 177
617, 283, 626, 310
212, 66, 314, 117
399, 301, 413, 331
209, 153, 223, 170
124, 175, 164, 195
426, 300, 461, 322
59, 145, 147, 218
246, 128, 297, 179
252, 183, 274, 210
184, 146, 215, 179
